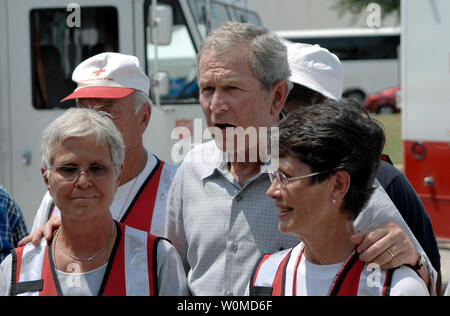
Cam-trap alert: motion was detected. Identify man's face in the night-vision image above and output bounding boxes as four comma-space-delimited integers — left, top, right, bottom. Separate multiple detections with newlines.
283, 84, 314, 113
198, 47, 278, 153
77, 94, 147, 154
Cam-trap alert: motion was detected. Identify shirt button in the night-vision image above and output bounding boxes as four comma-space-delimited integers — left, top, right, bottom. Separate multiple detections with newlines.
225, 290, 233, 296
231, 242, 238, 252
235, 195, 242, 201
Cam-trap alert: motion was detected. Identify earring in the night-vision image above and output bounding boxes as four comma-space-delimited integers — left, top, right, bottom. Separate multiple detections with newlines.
332, 199, 336, 204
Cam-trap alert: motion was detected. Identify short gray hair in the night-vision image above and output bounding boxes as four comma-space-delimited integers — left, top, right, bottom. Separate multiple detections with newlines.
197, 22, 291, 91
40, 108, 125, 175
133, 90, 152, 113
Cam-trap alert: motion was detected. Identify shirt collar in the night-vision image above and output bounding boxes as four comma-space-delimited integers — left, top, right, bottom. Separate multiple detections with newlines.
195, 141, 273, 185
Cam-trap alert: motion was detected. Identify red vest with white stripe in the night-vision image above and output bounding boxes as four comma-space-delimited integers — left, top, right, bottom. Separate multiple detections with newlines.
48, 158, 166, 233
250, 244, 396, 296
9, 222, 164, 296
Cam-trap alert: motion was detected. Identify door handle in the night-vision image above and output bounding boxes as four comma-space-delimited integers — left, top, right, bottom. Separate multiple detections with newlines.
22, 151, 32, 166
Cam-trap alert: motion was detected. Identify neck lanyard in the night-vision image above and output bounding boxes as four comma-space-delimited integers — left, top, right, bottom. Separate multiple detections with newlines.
292, 243, 358, 296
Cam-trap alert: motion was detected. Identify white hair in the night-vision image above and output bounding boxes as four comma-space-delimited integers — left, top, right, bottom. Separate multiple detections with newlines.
133, 90, 152, 113
40, 108, 125, 175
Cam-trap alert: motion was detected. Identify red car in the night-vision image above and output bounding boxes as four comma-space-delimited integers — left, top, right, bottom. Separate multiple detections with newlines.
364, 86, 401, 114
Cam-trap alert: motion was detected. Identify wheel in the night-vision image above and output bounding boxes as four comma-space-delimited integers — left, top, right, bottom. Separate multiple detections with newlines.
343, 90, 366, 105
377, 105, 395, 114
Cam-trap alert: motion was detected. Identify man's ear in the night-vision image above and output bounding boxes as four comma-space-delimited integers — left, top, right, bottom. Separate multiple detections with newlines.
270, 80, 290, 116
116, 164, 124, 189
138, 103, 151, 134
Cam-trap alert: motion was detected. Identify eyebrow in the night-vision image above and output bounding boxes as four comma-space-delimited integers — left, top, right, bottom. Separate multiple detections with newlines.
199, 76, 243, 88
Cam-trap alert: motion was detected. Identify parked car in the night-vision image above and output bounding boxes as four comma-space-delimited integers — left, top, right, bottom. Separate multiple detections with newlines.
364, 86, 401, 114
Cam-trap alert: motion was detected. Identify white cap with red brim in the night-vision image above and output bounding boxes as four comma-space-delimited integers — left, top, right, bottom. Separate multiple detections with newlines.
61, 52, 150, 102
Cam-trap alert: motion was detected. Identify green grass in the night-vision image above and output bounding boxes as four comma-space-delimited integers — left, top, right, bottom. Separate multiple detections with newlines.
371, 113, 403, 166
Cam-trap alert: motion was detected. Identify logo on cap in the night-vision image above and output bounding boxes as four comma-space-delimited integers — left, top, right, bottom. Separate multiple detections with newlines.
93, 68, 106, 76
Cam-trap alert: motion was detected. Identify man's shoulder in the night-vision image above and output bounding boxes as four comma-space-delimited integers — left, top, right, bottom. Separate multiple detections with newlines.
180, 140, 222, 168
376, 160, 406, 191
0, 185, 15, 207
184, 140, 218, 159
390, 265, 429, 296
0, 185, 10, 198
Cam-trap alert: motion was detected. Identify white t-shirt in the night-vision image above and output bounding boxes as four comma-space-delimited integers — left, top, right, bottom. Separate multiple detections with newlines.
248, 242, 429, 296
291, 255, 429, 296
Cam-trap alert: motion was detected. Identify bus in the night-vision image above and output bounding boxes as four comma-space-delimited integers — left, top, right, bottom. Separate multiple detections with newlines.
276, 27, 401, 104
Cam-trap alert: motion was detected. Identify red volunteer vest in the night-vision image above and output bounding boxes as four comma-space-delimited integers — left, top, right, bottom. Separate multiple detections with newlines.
250, 247, 395, 296
48, 159, 165, 233
10, 222, 163, 296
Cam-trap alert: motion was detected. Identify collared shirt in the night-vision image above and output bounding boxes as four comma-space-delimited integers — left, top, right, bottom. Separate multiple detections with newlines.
0, 185, 28, 263
166, 140, 299, 296
166, 140, 437, 296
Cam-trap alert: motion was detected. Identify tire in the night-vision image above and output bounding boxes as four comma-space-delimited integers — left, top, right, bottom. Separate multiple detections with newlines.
343, 90, 366, 105
377, 105, 395, 114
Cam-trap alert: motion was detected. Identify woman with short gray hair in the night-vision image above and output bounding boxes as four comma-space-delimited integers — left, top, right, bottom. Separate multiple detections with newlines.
0, 108, 189, 296
40, 108, 125, 176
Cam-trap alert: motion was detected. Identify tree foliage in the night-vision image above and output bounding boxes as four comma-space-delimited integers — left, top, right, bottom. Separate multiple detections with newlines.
333, 0, 400, 20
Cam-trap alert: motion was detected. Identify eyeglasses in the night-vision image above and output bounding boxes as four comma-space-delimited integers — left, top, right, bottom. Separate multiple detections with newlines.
268, 170, 325, 187
49, 164, 113, 180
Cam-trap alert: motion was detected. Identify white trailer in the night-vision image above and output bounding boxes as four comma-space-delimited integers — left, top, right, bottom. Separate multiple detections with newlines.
0, 0, 261, 228
401, 0, 450, 240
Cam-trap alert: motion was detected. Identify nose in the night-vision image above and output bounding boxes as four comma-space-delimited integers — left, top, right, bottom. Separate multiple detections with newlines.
74, 169, 92, 188
209, 89, 228, 114
266, 177, 282, 200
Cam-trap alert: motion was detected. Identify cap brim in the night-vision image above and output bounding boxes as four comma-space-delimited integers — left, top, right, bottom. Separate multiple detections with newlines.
61, 86, 136, 102
290, 72, 340, 100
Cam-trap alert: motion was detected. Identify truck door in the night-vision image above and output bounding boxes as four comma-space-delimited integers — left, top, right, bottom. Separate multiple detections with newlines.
6, 0, 134, 227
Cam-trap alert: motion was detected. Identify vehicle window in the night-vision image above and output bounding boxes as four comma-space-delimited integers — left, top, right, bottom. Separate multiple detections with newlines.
229, 7, 261, 25
288, 35, 400, 61
146, 0, 198, 104
145, 0, 262, 105
30, 7, 119, 109
188, 0, 261, 40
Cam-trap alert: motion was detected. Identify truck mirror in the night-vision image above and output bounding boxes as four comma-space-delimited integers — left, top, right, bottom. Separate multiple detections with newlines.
149, 4, 173, 45
152, 71, 170, 98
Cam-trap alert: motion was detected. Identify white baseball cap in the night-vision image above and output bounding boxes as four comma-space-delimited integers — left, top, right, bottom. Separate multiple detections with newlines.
61, 52, 150, 102
287, 43, 344, 100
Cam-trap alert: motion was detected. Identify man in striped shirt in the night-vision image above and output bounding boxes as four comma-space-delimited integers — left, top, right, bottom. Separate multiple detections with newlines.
0, 185, 28, 262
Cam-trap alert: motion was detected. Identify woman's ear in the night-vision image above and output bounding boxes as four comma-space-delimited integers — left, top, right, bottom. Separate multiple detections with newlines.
41, 168, 53, 197
331, 170, 350, 204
